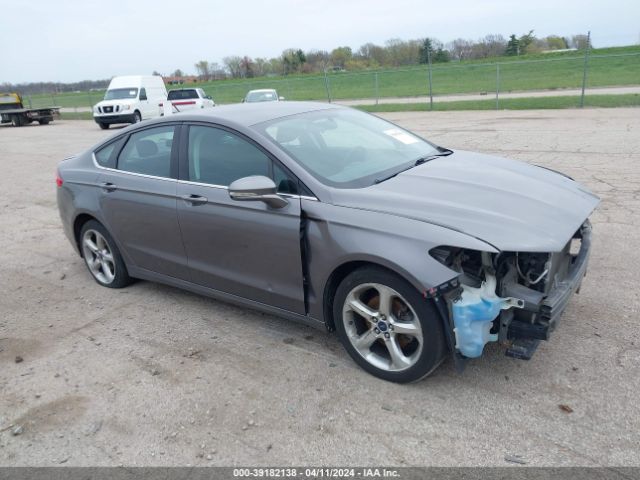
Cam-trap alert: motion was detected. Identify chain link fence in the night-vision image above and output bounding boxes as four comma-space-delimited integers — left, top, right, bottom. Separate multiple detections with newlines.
28, 51, 640, 114
204, 51, 640, 108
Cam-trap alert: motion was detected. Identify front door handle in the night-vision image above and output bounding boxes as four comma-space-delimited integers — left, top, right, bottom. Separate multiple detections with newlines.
101, 182, 117, 192
180, 194, 208, 206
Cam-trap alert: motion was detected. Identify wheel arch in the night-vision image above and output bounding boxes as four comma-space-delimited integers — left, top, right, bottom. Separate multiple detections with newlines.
322, 258, 423, 332
73, 213, 99, 257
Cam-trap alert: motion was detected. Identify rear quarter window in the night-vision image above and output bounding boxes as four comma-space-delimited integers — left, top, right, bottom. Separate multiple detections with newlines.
94, 137, 126, 168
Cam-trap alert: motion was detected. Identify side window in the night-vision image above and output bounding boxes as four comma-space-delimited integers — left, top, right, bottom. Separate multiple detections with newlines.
139, 88, 147, 100
94, 136, 126, 168
117, 126, 175, 178
188, 126, 270, 186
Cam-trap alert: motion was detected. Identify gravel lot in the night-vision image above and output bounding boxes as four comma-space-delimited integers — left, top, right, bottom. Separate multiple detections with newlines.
1, 109, 639, 467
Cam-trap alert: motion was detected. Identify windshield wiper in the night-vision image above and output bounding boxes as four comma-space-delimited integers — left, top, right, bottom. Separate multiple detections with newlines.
436, 146, 454, 156
374, 151, 452, 184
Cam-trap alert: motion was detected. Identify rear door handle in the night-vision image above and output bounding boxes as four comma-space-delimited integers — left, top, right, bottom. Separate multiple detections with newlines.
101, 182, 117, 192
180, 194, 208, 206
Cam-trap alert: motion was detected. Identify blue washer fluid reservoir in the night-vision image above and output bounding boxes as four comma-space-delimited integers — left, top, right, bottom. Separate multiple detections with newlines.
451, 275, 523, 358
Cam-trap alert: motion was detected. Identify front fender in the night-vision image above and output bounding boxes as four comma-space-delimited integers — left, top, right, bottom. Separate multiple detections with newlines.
302, 200, 497, 321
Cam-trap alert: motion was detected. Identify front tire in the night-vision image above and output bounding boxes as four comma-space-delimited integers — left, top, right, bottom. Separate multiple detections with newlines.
132, 111, 141, 124
80, 220, 132, 289
98, 122, 109, 130
333, 266, 446, 383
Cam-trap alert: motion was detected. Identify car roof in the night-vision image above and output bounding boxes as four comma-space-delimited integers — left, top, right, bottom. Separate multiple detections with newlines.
177, 101, 343, 127
247, 89, 277, 93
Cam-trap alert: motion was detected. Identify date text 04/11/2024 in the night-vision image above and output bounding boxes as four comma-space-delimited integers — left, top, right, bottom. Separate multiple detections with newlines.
232, 468, 400, 478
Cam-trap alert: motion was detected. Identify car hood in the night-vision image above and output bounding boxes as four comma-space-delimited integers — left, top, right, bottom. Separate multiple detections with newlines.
330, 150, 600, 252
95, 99, 136, 107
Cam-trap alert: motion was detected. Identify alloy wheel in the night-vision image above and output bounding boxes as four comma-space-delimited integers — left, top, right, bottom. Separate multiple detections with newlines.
82, 229, 116, 284
342, 283, 423, 372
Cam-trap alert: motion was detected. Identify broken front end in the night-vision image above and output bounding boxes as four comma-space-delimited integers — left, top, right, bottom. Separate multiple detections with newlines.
429, 221, 592, 361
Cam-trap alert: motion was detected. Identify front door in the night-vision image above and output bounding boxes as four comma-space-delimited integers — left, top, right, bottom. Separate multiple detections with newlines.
138, 87, 151, 119
176, 124, 305, 314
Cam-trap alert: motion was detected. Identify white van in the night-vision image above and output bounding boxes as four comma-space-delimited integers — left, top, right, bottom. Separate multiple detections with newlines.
93, 75, 167, 129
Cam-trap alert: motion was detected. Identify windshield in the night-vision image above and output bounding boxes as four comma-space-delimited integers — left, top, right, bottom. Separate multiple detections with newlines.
168, 89, 198, 100
254, 108, 442, 188
245, 91, 277, 102
104, 88, 138, 100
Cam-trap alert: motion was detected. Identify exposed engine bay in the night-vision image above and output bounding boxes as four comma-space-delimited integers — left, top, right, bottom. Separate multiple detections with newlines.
430, 221, 592, 359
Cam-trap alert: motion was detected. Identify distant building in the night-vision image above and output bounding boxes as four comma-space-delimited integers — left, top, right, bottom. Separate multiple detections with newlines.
164, 75, 199, 85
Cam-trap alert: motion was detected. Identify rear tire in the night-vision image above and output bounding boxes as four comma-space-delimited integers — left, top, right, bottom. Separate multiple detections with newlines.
98, 123, 109, 130
79, 220, 132, 289
38, 118, 51, 125
333, 266, 446, 383
12, 116, 25, 127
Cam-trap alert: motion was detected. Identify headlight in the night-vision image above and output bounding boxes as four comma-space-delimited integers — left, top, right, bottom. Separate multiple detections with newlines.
429, 246, 486, 286
120, 104, 131, 111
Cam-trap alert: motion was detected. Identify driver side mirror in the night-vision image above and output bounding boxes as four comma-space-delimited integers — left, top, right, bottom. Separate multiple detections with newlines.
228, 175, 288, 209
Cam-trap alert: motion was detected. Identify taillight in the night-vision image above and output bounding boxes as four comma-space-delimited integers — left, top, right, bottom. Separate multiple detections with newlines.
56, 170, 63, 187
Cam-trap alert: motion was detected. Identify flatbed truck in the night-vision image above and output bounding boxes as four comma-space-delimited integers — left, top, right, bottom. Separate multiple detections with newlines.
0, 93, 60, 127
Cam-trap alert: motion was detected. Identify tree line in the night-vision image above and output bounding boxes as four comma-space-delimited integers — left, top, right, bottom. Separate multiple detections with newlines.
185, 31, 591, 80
1, 79, 110, 97
3, 30, 593, 94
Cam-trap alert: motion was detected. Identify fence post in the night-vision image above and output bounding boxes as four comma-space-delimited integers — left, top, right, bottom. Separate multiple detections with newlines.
580, 31, 591, 108
27, 95, 33, 109
374, 72, 379, 105
323, 68, 332, 103
427, 48, 433, 111
495, 63, 500, 110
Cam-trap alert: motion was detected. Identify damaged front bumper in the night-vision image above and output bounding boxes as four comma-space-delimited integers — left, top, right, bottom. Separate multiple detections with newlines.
504, 222, 592, 358
432, 221, 593, 363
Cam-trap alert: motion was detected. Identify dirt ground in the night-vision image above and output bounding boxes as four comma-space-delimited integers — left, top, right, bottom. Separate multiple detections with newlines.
0, 109, 639, 467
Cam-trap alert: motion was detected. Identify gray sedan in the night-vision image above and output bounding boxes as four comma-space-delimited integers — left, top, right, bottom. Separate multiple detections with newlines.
56, 102, 599, 382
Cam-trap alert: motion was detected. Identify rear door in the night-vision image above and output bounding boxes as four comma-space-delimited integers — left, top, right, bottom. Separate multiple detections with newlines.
175, 123, 305, 313
97, 124, 189, 279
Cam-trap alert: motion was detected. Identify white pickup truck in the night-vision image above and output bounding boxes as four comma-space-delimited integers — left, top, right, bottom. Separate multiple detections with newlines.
162, 88, 215, 114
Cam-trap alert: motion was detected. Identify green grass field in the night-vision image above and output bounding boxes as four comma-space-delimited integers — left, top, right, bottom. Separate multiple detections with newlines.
58, 94, 639, 119
59, 111, 94, 120
35, 45, 640, 110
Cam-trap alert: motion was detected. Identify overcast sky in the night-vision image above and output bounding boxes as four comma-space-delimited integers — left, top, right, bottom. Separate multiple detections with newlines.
3, 0, 639, 83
